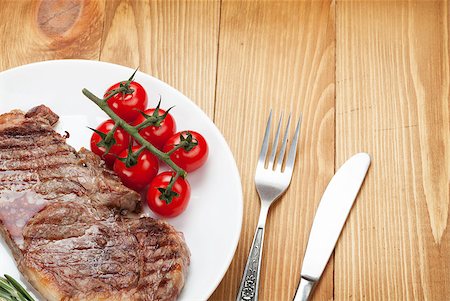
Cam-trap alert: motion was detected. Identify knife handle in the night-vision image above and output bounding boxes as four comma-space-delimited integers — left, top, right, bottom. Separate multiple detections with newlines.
293, 277, 316, 301
236, 226, 265, 301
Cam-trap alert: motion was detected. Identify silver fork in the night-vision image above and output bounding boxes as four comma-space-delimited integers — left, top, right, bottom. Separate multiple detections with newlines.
236, 111, 302, 301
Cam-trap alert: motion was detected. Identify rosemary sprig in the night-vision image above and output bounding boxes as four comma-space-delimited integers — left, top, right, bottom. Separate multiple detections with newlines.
0, 275, 34, 301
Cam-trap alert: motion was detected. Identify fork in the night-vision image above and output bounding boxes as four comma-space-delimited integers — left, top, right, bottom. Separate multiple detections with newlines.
236, 111, 301, 301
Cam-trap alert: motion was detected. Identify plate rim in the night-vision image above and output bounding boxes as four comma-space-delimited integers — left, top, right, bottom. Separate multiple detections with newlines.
0, 59, 244, 300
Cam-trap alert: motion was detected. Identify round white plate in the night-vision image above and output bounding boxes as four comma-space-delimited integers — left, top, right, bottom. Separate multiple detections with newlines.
0, 60, 243, 300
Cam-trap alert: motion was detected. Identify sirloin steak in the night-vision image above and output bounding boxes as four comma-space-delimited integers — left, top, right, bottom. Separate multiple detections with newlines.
0, 105, 190, 301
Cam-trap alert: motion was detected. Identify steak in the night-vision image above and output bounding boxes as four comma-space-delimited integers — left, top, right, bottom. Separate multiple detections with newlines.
0, 105, 190, 301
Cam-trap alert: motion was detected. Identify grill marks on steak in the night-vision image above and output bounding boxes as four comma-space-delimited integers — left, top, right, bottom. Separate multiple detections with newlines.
0, 106, 140, 249
0, 106, 190, 300
0, 107, 141, 249
22, 203, 142, 297
21, 202, 189, 300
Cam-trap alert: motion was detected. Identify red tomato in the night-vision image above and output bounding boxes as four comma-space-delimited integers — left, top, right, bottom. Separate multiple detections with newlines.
90, 119, 130, 166
105, 81, 148, 122
146, 171, 190, 217
163, 131, 208, 172
113, 146, 159, 191
132, 108, 176, 150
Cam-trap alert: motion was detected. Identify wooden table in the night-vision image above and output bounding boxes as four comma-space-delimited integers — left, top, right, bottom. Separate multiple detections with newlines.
1, 1, 448, 300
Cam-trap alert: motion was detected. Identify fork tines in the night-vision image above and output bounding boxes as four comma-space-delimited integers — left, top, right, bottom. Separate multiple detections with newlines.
258, 111, 302, 174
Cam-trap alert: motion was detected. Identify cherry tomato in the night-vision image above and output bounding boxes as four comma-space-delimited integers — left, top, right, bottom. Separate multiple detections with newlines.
105, 81, 148, 122
132, 108, 176, 150
90, 119, 130, 166
113, 146, 159, 191
163, 131, 208, 172
146, 171, 190, 217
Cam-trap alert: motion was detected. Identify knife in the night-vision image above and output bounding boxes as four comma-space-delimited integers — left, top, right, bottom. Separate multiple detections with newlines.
293, 152, 371, 301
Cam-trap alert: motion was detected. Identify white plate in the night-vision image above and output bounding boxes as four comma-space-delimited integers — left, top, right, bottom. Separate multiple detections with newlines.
0, 60, 243, 300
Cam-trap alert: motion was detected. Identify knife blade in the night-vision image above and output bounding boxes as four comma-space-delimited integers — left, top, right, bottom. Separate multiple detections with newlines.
293, 152, 371, 301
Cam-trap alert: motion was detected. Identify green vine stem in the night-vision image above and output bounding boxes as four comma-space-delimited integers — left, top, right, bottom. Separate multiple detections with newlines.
81, 88, 187, 179
104, 122, 119, 144
166, 140, 190, 156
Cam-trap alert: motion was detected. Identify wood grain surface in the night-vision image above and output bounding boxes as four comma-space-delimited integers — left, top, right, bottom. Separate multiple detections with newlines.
0, 0, 448, 300
211, 1, 335, 300
335, 1, 450, 300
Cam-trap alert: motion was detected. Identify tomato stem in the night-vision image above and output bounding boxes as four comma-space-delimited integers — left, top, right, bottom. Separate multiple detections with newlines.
104, 122, 119, 144
104, 86, 127, 102
134, 100, 174, 131
166, 173, 179, 192
134, 115, 158, 130
135, 145, 146, 156
159, 173, 181, 204
166, 140, 188, 156
128, 67, 139, 82
82, 88, 187, 179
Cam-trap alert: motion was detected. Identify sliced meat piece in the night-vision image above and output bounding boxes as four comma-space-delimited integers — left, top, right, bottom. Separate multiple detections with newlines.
0, 106, 190, 300
21, 202, 189, 301
0, 107, 141, 250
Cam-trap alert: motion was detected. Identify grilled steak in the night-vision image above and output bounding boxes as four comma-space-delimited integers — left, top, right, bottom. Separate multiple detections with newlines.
0, 106, 190, 301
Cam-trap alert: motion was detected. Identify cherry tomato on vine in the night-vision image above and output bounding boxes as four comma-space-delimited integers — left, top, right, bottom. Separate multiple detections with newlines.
90, 119, 130, 166
132, 108, 176, 150
146, 171, 190, 218
163, 131, 208, 172
113, 146, 159, 191
104, 81, 148, 122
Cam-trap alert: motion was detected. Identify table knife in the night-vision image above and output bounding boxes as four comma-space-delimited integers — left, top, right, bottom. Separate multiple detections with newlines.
293, 152, 371, 301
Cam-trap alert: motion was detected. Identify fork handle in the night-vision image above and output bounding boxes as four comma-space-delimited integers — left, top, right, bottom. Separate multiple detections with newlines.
236, 225, 265, 301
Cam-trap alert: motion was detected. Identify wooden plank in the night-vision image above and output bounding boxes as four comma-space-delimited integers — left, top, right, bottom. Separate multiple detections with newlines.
0, 0, 105, 71
335, 1, 450, 300
210, 1, 335, 300
100, 0, 220, 117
